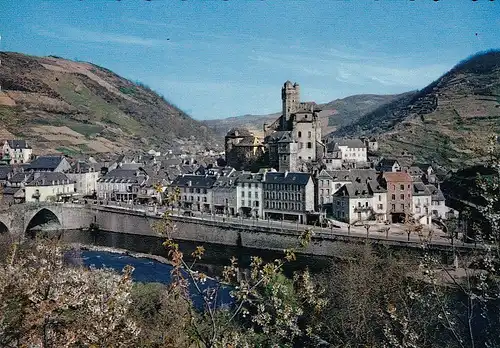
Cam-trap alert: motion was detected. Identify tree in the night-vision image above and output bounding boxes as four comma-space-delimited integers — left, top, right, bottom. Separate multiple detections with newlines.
0, 240, 140, 347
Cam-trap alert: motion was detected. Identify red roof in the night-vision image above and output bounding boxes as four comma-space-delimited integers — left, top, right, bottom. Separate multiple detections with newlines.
383, 172, 412, 182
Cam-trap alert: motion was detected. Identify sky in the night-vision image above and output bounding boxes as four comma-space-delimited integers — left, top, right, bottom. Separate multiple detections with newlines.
0, 0, 499, 120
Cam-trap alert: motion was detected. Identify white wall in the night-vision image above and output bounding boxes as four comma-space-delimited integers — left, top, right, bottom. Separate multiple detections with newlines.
25, 183, 75, 202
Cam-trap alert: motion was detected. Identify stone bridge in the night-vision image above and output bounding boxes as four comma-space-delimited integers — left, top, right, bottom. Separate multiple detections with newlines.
0, 203, 480, 260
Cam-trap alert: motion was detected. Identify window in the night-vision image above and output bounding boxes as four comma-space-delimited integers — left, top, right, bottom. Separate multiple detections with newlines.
378, 204, 383, 210
392, 194, 396, 200
326, 189, 330, 195
203, 197, 207, 202
241, 200, 245, 207
265, 202, 269, 208
320, 189, 324, 195
400, 184, 405, 190
378, 195, 382, 201
358, 202, 362, 207
335, 183, 341, 189
307, 142, 312, 149
308, 131, 311, 138
242, 191, 245, 197
299, 142, 303, 149
298, 131, 302, 138
392, 204, 396, 211
248, 192, 252, 198
255, 192, 259, 199
400, 194, 404, 199
401, 204, 405, 211
197, 197, 200, 201
255, 201, 259, 207
265, 192, 269, 199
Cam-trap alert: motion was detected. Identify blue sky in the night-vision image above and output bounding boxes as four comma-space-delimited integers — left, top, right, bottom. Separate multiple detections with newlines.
1, 0, 499, 120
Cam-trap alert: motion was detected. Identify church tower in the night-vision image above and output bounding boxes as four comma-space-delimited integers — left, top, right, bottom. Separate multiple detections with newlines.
281, 81, 300, 129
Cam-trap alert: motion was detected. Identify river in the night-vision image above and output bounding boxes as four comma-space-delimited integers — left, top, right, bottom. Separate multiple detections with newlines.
80, 250, 234, 310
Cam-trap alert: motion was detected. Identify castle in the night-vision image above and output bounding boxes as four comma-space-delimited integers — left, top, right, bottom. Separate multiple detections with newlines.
225, 81, 325, 172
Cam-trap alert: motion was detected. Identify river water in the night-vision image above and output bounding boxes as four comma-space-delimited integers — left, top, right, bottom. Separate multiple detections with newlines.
81, 250, 234, 310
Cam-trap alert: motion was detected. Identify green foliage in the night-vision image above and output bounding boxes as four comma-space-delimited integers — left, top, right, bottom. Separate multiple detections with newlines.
119, 86, 137, 95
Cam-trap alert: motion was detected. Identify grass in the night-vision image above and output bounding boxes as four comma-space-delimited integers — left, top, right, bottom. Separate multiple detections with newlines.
76, 143, 92, 152
119, 87, 136, 95
56, 147, 80, 157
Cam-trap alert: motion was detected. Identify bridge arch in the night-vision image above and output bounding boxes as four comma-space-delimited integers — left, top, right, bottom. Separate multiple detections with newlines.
25, 207, 62, 238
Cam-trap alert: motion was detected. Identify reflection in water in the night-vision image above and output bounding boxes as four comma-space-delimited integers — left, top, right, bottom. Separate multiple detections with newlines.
81, 250, 234, 310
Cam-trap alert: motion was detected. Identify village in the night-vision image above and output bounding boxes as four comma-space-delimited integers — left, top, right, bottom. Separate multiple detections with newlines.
0, 82, 456, 230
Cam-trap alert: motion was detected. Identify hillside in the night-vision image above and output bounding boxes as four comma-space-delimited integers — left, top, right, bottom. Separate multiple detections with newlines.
333, 50, 500, 169
0, 52, 220, 156
203, 94, 403, 139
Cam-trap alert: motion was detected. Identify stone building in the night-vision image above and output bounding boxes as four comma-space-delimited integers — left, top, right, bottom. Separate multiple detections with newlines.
235, 172, 264, 218
65, 161, 99, 196
25, 172, 75, 203
212, 175, 237, 215
325, 139, 367, 164
381, 172, 413, 222
224, 128, 265, 171
331, 180, 387, 224
169, 174, 217, 213
97, 167, 148, 202
262, 171, 314, 224
264, 81, 325, 172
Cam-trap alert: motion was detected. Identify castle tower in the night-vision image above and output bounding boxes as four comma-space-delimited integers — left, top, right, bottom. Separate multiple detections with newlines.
281, 81, 300, 129
278, 133, 298, 172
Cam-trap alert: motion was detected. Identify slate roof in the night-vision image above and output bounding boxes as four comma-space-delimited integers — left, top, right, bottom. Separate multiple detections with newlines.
28, 156, 65, 171
426, 184, 445, 201
334, 180, 385, 197
263, 172, 311, 186
0, 165, 13, 180
236, 173, 264, 183
9, 172, 33, 184
27, 172, 73, 186
97, 169, 146, 184
170, 175, 217, 189
379, 158, 400, 167
213, 175, 236, 188
320, 169, 377, 182
413, 182, 431, 196
264, 131, 290, 143
6, 140, 31, 149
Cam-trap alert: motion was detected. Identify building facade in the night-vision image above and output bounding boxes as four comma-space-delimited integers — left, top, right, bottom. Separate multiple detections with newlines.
262, 172, 314, 224
25, 172, 75, 203
169, 174, 217, 213
382, 172, 413, 222
2, 140, 32, 164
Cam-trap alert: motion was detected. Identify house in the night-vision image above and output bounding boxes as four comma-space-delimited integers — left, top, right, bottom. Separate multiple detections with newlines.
27, 156, 71, 173
2, 171, 32, 204
262, 172, 314, 224
405, 166, 425, 182
377, 158, 401, 172
64, 161, 100, 196
25, 172, 75, 203
366, 137, 379, 152
412, 182, 432, 225
332, 180, 387, 224
0, 165, 13, 186
317, 169, 377, 209
326, 139, 367, 164
169, 174, 217, 213
382, 172, 413, 222
212, 175, 237, 215
2, 140, 32, 164
426, 184, 449, 219
322, 151, 342, 170
235, 172, 264, 218
97, 168, 149, 202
